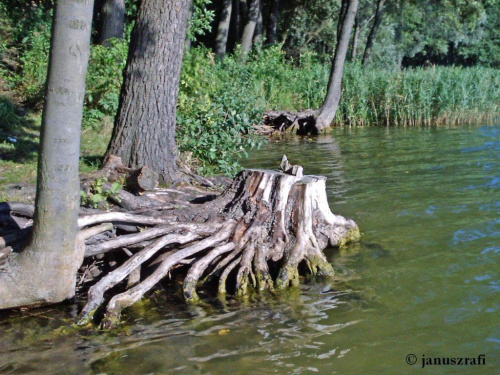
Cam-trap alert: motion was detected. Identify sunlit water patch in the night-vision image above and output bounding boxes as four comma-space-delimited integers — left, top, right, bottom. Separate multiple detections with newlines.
1, 125, 499, 374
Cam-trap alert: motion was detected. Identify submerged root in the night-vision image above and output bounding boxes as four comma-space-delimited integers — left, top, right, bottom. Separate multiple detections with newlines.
0, 158, 360, 327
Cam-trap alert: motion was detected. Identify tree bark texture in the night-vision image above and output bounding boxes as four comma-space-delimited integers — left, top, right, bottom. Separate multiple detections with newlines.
266, 0, 279, 46
240, 0, 259, 56
362, 0, 385, 66
0, 0, 94, 309
185, 4, 193, 51
97, 0, 125, 46
316, 0, 359, 130
105, 0, 191, 184
215, 0, 233, 59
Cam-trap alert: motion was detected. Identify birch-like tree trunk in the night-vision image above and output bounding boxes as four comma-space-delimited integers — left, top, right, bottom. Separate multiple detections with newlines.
350, 11, 360, 61
240, 0, 259, 56
266, 0, 280, 46
315, 0, 359, 130
215, 0, 233, 59
362, 0, 385, 66
0, 0, 94, 309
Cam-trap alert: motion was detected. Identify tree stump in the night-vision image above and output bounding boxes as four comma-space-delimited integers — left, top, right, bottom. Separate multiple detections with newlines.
80, 163, 358, 327
0, 159, 359, 328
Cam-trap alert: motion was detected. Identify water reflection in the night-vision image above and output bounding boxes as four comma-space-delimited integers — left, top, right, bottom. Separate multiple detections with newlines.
1, 125, 499, 374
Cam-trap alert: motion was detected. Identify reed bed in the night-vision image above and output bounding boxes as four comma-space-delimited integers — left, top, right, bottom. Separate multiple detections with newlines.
198, 48, 500, 127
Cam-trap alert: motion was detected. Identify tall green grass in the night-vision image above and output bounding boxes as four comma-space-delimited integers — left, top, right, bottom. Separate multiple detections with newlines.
338, 64, 500, 126
221, 48, 499, 127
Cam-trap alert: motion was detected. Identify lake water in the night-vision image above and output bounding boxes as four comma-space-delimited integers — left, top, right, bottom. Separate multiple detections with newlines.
1, 125, 499, 374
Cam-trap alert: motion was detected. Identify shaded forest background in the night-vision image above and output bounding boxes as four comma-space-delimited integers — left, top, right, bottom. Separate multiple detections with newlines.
0, 0, 499, 181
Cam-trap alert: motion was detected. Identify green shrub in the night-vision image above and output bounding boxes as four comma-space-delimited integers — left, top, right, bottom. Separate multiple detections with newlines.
177, 48, 265, 176
83, 39, 128, 128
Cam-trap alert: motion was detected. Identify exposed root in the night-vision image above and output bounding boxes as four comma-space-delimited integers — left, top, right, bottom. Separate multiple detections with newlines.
79, 231, 204, 324
183, 242, 235, 302
101, 222, 236, 327
218, 255, 242, 295
2, 158, 360, 328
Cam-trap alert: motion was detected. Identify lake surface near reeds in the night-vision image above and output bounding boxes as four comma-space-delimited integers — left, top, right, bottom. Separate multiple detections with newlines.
1, 124, 499, 374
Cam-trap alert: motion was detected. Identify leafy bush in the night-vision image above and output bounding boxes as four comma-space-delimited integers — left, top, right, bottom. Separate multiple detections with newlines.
177, 48, 265, 176
81, 177, 123, 209
83, 39, 128, 128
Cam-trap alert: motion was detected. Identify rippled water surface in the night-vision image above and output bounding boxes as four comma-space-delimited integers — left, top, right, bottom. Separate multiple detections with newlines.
1, 125, 499, 374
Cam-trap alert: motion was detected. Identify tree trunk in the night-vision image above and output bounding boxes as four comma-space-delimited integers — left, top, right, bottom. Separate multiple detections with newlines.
0, 0, 94, 309
266, 0, 280, 46
337, 0, 348, 43
185, 5, 193, 52
215, 0, 233, 59
228, 0, 240, 49
239, 0, 248, 29
105, 0, 191, 184
315, 0, 359, 130
97, 0, 125, 46
362, 0, 385, 66
253, 0, 263, 50
350, 11, 360, 61
240, 0, 259, 56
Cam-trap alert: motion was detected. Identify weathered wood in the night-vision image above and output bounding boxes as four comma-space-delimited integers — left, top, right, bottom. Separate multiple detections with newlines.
0, 202, 35, 218
3, 159, 359, 327
183, 242, 235, 301
125, 166, 158, 192
79, 231, 203, 324
78, 212, 172, 229
261, 109, 318, 135
102, 223, 236, 327
0, 214, 32, 230
84, 222, 220, 257
0, 228, 31, 250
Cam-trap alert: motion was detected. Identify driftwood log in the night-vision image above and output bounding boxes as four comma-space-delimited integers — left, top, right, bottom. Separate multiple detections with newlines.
259, 110, 319, 135
0, 157, 359, 328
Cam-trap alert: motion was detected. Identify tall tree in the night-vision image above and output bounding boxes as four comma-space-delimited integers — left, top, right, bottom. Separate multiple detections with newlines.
215, 0, 233, 58
350, 10, 360, 61
253, 0, 263, 50
105, 0, 191, 184
0, 0, 94, 308
337, 0, 348, 42
266, 0, 280, 46
316, 0, 359, 130
240, 0, 259, 55
97, 0, 125, 46
362, 0, 385, 65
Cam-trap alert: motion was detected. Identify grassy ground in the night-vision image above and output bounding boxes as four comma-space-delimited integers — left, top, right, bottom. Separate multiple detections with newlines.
0, 95, 112, 199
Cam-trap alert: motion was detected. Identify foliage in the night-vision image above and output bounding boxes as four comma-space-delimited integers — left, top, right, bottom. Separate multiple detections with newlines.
83, 39, 128, 128
81, 177, 122, 209
0, 2, 52, 103
180, 46, 499, 129
280, 0, 500, 68
187, 0, 215, 41
177, 48, 265, 175
1, 0, 498, 181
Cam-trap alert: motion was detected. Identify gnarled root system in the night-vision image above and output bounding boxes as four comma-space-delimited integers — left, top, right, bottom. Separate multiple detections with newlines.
1, 158, 359, 328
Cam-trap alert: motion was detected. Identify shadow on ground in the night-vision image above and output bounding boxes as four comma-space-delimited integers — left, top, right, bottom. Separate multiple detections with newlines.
0, 95, 39, 163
